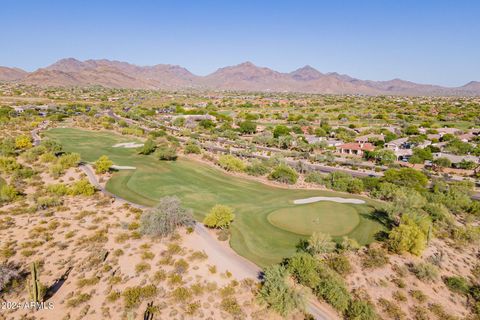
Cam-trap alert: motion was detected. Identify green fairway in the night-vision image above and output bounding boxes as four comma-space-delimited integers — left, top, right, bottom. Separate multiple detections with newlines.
45, 128, 385, 266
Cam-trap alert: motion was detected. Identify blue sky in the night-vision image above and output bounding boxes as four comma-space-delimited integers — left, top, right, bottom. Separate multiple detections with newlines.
1, 0, 479, 86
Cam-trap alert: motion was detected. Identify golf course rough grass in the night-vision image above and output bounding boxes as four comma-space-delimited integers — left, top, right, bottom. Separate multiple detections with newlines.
45, 128, 385, 267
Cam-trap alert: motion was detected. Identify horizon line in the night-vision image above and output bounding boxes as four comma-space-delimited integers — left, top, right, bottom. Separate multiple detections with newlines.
3, 57, 478, 88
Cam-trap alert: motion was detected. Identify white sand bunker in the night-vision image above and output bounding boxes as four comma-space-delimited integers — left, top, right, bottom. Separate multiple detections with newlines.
111, 165, 136, 170
294, 196, 365, 205
112, 142, 144, 148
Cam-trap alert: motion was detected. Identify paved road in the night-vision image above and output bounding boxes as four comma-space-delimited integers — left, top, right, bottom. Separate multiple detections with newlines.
31, 120, 50, 146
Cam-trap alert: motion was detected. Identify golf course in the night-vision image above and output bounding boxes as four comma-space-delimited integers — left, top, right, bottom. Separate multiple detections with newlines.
45, 128, 384, 266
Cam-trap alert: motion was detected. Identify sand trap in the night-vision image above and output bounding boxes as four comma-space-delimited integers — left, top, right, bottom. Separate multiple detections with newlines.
112, 142, 144, 148
294, 196, 365, 204
111, 165, 136, 170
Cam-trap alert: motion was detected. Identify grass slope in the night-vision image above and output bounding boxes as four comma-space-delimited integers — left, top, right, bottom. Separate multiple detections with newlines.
45, 128, 385, 266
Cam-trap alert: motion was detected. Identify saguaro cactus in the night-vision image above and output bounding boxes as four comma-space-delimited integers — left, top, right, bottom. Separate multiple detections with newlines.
28, 262, 44, 303
144, 301, 154, 320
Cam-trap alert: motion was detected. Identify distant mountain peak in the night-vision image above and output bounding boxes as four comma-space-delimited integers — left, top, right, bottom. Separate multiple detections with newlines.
464, 80, 480, 86
57, 57, 82, 63
0, 66, 28, 81
298, 65, 315, 71
237, 61, 256, 67
46, 58, 87, 72
291, 65, 323, 81
2, 58, 479, 96
461, 81, 480, 90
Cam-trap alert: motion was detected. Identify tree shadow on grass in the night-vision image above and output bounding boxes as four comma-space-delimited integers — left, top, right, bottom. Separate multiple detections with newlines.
295, 239, 309, 253
360, 208, 395, 242
363, 207, 395, 229
374, 230, 390, 242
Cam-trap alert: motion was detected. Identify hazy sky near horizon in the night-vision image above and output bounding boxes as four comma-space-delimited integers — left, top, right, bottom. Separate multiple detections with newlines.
1, 0, 479, 86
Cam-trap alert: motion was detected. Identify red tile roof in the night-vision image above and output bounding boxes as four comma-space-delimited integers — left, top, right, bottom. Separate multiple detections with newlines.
337, 142, 375, 151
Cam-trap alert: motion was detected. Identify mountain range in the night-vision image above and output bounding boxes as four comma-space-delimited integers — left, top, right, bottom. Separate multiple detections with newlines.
0, 58, 479, 96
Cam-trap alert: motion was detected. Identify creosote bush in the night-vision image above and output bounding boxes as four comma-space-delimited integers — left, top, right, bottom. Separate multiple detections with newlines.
122, 285, 157, 309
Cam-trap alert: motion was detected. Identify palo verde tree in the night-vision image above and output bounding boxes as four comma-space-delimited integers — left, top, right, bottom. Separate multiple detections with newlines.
94, 155, 113, 174
203, 204, 235, 229
257, 264, 307, 317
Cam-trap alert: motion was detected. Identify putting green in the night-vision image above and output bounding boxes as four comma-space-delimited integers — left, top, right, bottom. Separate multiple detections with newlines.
45, 128, 385, 267
268, 202, 360, 236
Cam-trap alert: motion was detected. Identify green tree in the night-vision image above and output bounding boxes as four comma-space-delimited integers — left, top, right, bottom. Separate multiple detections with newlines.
238, 121, 257, 134
314, 127, 327, 137
15, 135, 32, 149
383, 168, 428, 190
287, 253, 320, 288
218, 155, 246, 172
444, 139, 473, 155
245, 160, 270, 176
203, 205, 235, 229
387, 188, 426, 221
199, 119, 215, 129
409, 148, 432, 165
68, 179, 96, 196
314, 265, 351, 312
269, 164, 298, 184
374, 149, 396, 165
57, 153, 81, 169
404, 125, 419, 135
347, 179, 364, 194
94, 155, 113, 174
273, 125, 290, 138
138, 139, 156, 155
258, 265, 307, 317
388, 222, 426, 256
